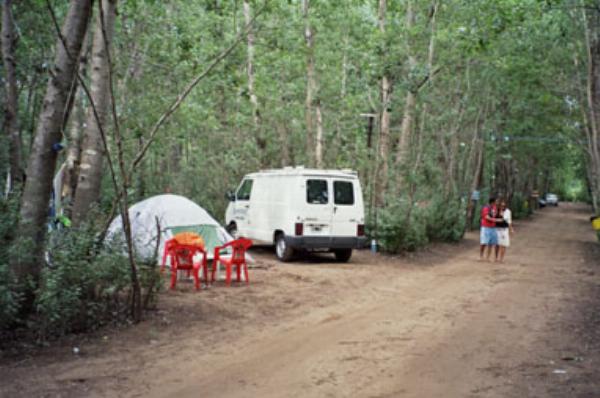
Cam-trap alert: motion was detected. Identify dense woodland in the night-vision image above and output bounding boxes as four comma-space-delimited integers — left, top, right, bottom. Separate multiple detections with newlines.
1, 0, 599, 337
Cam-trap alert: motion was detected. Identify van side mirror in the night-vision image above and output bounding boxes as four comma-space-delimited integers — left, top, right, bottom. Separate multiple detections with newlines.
226, 190, 236, 201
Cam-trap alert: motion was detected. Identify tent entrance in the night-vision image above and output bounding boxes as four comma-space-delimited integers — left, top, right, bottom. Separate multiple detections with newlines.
166, 225, 231, 257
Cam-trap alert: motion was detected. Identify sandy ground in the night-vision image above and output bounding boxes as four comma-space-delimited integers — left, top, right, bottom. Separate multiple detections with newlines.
1, 203, 599, 397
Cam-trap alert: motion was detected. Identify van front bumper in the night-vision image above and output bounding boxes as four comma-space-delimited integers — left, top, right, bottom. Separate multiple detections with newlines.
285, 236, 367, 250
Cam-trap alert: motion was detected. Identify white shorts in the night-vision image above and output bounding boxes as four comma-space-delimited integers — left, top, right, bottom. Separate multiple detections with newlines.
496, 228, 510, 247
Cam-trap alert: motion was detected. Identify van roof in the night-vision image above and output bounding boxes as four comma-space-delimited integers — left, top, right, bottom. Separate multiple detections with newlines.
247, 167, 358, 178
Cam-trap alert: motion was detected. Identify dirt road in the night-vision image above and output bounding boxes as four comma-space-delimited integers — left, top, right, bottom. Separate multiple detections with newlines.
1, 203, 599, 397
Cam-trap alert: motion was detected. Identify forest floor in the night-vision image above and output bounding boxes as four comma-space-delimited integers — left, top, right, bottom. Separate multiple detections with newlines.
1, 203, 600, 397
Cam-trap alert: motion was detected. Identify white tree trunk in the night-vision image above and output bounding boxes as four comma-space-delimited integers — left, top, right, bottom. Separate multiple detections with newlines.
72, 0, 118, 225
315, 100, 324, 168
376, 0, 391, 207
303, 0, 318, 166
396, 0, 417, 169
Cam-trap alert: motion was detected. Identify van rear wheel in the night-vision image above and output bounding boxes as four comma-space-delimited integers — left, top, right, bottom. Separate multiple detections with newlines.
334, 249, 352, 262
275, 233, 294, 262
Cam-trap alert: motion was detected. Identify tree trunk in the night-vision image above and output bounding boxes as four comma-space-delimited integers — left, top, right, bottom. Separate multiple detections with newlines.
465, 137, 484, 231
395, 0, 417, 171
375, 0, 391, 207
62, 37, 91, 217
244, 0, 260, 128
2, 0, 23, 189
72, 0, 117, 226
303, 0, 316, 166
278, 120, 290, 167
243, 0, 266, 160
15, 0, 93, 283
582, 5, 600, 214
315, 99, 324, 168
341, 34, 348, 98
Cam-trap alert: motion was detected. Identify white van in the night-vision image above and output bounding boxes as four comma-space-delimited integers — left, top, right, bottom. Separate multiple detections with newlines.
225, 167, 367, 262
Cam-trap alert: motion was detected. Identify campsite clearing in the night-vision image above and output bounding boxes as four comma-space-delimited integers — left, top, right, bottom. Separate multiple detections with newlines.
1, 203, 599, 397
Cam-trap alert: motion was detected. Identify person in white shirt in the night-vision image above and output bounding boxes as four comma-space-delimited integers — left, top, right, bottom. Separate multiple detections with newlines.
495, 199, 515, 263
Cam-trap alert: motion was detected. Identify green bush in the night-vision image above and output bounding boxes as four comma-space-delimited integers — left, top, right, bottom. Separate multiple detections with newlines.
0, 196, 22, 328
371, 193, 467, 254
0, 206, 161, 340
510, 193, 530, 219
425, 197, 465, 242
34, 225, 133, 338
373, 199, 428, 253
0, 262, 22, 328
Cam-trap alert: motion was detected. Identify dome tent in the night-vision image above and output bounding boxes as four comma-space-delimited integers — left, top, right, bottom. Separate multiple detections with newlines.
107, 194, 234, 262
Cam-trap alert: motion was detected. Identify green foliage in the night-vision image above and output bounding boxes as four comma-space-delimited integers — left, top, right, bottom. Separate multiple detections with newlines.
425, 197, 466, 242
374, 194, 466, 253
0, 263, 22, 329
375, 200, 428, 252
34, 226, 132, 338
510, 193, 531, 219
0, 210, 161, 339
0, 197, 22, 328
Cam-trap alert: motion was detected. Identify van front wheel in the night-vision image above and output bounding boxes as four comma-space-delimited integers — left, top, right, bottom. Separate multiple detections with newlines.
226, 222, 238, 239
275, 234, 294, 262
334, 249, 352, 262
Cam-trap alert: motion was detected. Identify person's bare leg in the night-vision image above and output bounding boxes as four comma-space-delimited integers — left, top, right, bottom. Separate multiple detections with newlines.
480, 244, 486, 260
499, 246, 506, 263
485, 245, 493, 262
494, 244, 500, 262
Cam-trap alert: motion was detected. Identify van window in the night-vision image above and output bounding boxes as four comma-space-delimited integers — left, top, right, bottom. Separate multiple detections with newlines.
307, 179, 328, 204
236, 179, 253, 201
334, 181, 354, 205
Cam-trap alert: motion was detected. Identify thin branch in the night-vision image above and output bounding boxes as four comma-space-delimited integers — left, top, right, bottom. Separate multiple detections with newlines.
411, 66, 442, 94
129, 3, 267, 174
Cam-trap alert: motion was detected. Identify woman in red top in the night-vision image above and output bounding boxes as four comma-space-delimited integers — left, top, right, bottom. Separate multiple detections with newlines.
479, 197, 498, 261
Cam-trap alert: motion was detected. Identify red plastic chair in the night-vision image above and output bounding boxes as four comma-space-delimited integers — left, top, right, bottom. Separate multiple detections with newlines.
161, 238, 208, 290
212, 238, 252, 286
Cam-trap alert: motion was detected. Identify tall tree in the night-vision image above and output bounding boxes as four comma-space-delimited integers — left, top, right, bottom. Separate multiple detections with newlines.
396, 0, 417, 170
62, 35, 91, 217
582, 3, 600, 212
72, 0, 118, 225
303, 0, 323, 167
244, 0, 260, 128
1, 0, 23, 189
376, 0, 391, 206
15, 0, 93, 283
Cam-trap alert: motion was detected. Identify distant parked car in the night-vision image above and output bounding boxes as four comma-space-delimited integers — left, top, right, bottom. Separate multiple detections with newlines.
538, 197, 546, 208
545, 193, 559, 206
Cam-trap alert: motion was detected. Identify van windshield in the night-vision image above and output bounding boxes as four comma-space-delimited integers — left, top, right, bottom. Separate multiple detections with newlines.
307, 179, 328, 204
334, 181, 354, 205
236, 179, 253, 201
